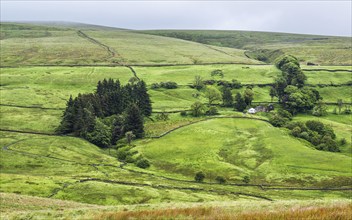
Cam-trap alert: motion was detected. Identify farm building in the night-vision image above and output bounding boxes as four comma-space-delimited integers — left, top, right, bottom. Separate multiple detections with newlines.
248, 108, 256, 114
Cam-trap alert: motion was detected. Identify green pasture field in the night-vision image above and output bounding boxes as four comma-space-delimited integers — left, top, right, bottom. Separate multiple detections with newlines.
0, 66, 132, 108
134, 64, 279, 85
0, 106, 61, 132
315, 86, 352, 103
136, 118, 352, 184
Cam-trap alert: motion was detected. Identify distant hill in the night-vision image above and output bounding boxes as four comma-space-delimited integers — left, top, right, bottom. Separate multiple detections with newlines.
1, 22, 350, 66
0, 22, 260, 66
142, 30, 352, 65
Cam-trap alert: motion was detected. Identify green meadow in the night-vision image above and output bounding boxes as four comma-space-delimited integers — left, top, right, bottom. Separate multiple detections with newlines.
0, 22, 351, 219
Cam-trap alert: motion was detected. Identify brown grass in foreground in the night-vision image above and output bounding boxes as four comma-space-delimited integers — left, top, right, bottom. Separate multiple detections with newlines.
93, 203, 352, 220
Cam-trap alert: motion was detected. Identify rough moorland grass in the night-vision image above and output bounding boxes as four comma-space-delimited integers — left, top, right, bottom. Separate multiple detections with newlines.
0, 23, 260, 66
0, 193, 351, 220
2, 193, 350, 220
85, 30, 260, 65
0, 30, 112, 66
93, 201, 352, 220
144, 30, 352, 65
137, 118, 352, 184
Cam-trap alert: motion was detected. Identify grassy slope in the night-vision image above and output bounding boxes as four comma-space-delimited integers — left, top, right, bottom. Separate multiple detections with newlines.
1, 29, 111, 66
84, 30, 260, 65
0, 22, 351, 215
136, 118, 351, 184
0, 22, 260, 66
142, 30, 352, 65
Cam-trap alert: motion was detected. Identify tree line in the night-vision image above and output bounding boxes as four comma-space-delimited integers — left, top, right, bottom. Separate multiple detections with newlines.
56, 78, 152, 148
271, 55, 321, 114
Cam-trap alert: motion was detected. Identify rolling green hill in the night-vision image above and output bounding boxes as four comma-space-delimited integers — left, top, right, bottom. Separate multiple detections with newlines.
0, 22, 259, 66
0, 22, 351, 219
143, 30, 352, 65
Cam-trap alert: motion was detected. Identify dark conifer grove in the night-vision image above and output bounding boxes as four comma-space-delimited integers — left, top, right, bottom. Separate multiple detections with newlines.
56, 78, 152, 147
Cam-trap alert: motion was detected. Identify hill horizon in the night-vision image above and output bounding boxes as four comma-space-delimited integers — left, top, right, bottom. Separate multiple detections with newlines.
1, 21, 351, 37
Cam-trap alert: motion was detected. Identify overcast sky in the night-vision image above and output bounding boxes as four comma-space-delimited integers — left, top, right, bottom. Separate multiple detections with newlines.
1, 1, 351, 36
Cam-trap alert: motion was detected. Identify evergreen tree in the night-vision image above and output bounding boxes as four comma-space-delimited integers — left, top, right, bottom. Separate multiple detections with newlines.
85, 118, 111, 148
57, 78, 152, 147
124, 104, 144, 138
269, 86, 277, 102
135, 81, 152, 116
111, 115, 125, 145
234, 93, 247, 112
222, 87, 233, 107
56, 95, 75, 134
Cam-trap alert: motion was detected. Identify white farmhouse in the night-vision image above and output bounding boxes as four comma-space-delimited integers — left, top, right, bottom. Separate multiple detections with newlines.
248, 108, 256, 114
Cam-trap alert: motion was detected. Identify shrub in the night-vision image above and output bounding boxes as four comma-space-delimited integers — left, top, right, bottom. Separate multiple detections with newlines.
160, 81, 178, 89
211, 69, 224, 78
136, 158, 150, 169
340, 138, 347, 145
155, 111, 169, 121
291, 126, 301, 137
191, 101, 206, 117
231, 79, 242, 89
180, 111, 187, 116
117, 146, 132, 161
194, 171, 205, 182
269, 114, 288, 127
151, 83, 160, 89
299, 132, 310, 141
206, 106, 218, 115
215, 176, 226, 184
306, 120, 324, 134
125, 155, 135, 163
277, 109, 292, 120
243, 176, 250, 184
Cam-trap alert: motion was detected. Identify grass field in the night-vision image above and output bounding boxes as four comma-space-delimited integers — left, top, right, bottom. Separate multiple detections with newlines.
136, 118, 352, 185
1, 193, 351, 220
0, 22, 351, 219
143, 30, 352, 65
0, 22, 261, 66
